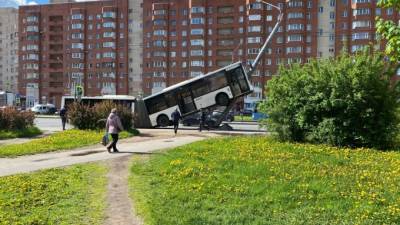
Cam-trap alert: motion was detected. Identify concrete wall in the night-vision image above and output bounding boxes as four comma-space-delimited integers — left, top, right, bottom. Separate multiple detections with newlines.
317, 0, 335, 58
0, 8, 18, 93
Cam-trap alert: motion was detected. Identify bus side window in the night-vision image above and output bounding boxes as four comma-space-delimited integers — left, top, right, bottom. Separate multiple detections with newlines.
192, 79, 211, 98
209, 71, 227, 92
165, 92, 177, 108
146, 95, 167, 114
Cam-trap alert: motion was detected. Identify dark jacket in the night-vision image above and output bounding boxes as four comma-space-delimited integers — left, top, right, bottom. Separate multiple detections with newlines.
171, 110, 182, 123
60, 108, 67, 118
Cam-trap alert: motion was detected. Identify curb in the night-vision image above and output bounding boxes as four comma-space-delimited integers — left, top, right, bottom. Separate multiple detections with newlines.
35, 115, 59, 119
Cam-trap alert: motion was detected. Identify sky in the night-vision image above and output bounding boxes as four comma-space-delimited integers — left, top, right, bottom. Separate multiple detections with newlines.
0, 0, 103, 9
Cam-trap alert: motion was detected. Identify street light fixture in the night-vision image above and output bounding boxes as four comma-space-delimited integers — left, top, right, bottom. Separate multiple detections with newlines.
247, 0, 284, 76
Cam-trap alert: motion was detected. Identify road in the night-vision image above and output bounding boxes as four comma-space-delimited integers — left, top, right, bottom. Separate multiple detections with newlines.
34, 116, 73, 132
34, 116, 265, 133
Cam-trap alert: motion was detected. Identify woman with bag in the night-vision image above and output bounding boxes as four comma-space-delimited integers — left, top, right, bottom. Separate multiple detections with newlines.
105, 108, 124, 153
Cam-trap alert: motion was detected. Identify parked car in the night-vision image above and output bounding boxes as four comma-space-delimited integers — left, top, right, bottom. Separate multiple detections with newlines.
31, 104, 57, 114
181, 110, 234, 127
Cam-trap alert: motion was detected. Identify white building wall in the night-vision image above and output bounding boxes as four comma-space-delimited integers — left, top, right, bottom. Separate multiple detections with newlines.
128, 0, 143, 98
0, 8, 18, 93
317, 0, 336, 58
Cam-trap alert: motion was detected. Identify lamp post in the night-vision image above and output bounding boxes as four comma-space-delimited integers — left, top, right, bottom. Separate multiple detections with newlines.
247, 0, 284, 76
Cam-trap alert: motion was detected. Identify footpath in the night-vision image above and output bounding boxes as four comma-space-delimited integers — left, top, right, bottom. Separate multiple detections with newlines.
0, 129, 218, 177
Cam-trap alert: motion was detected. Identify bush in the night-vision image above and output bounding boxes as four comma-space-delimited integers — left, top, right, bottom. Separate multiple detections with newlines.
0, 107, 35, 130
67, 101, 133, 130
260, 50, 400, 149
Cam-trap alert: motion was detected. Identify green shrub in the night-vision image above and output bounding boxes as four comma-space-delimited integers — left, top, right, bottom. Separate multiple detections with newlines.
260, 50, 400, 149
0, 107, 35, 130
67, 101, 133, 130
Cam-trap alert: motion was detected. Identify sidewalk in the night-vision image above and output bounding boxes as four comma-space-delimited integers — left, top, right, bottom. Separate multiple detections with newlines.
0, 132, 207, 177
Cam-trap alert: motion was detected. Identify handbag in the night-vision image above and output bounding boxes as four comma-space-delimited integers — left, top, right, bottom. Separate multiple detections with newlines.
102, 133, 109, 146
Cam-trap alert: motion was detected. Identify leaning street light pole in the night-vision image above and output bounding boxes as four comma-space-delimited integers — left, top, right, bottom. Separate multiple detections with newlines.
247, 0, 284, 77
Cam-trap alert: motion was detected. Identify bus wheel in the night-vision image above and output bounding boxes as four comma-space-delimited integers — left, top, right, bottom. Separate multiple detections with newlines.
216, 93, 229, 106
157, 114, 169, 127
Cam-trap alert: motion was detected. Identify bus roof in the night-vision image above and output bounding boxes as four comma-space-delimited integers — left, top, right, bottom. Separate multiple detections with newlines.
144, 62, 243, 100
61, 95, 136, 101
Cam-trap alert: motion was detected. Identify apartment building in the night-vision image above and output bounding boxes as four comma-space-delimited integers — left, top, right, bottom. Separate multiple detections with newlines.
18, 0, 129, 108
143, 0, 399, 109
0, 8, 19, 93
142, 0, 319, 109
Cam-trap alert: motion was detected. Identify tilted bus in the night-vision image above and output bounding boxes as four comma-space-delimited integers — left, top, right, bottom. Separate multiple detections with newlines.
143, 62, 253, 127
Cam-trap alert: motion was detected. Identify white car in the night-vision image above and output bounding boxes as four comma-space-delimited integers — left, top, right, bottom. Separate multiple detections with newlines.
31, 104, 57, 114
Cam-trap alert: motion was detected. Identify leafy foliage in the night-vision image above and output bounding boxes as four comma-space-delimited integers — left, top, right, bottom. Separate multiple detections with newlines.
68, 101, 133, 130
376, 0, 400, 61
259, 50, 400, 149
0, 163, 107, 225
0, 107, 35, 130
130, 136, 400, 225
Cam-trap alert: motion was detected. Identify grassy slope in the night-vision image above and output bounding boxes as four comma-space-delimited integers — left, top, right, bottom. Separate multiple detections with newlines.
0, 127, 42, 140
0, 163, 107, 225
130, 136, 400, 225
0, 129, 138, 157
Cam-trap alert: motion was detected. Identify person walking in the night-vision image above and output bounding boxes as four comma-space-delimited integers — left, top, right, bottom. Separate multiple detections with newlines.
199, 108, 207, 132
106, 108, 124, 153
59, 107, 67, 130
171, 108, 182, 135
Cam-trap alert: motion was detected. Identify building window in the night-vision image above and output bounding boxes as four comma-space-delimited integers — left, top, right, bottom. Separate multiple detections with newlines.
71, 14, 83, 20
103, 11, 116, 18
191, 17, 204, 24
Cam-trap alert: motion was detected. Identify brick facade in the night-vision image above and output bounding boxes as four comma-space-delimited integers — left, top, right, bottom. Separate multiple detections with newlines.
18, 0, 129, 108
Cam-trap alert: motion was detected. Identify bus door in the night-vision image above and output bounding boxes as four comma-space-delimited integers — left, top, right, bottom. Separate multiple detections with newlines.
227, 67, 251, 96
177, 88, 196, 115
226, 70, 242, 97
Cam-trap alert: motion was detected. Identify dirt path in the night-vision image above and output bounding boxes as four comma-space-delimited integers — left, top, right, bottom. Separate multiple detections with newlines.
104, 156, 143, 225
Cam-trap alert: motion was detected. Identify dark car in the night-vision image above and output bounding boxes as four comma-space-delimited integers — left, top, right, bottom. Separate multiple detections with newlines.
181, 110, 234, 127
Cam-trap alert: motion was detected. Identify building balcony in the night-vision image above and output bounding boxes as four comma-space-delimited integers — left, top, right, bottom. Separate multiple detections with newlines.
48, 63, 63, 70
49, 26, 63, 32
49, 72, 63, 80
49, 35, 63, 42
49, 16, 63, 23
49, 44, 63, 52
49, 54, 63, 61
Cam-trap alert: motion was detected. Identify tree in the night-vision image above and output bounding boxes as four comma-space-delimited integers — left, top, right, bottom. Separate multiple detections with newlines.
259, 50, 400, 149
376, 0, 400, 61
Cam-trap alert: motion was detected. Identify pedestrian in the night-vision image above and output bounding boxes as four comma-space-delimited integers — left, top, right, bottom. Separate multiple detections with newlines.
171, 108, 182, 135
199, 108, 207, 132
59, 107, 67, 130
106, 108, 124, 153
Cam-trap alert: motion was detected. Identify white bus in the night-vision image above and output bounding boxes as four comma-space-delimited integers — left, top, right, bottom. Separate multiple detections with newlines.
143, 62, 253, 127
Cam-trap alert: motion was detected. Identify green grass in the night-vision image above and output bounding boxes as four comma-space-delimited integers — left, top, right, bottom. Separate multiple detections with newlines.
0, 129, 138, 157
234, 115, 254, 122
0, 127, 42, 140
0, 163, 107, 225
130, 136, 400, 225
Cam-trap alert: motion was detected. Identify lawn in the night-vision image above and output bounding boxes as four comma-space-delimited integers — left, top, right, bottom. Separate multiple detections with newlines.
234, 115, 253, 122
130, 136, 400, 225
0, 126, 42, 140
0, 163, 107, 225
0, 129, 138, 157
